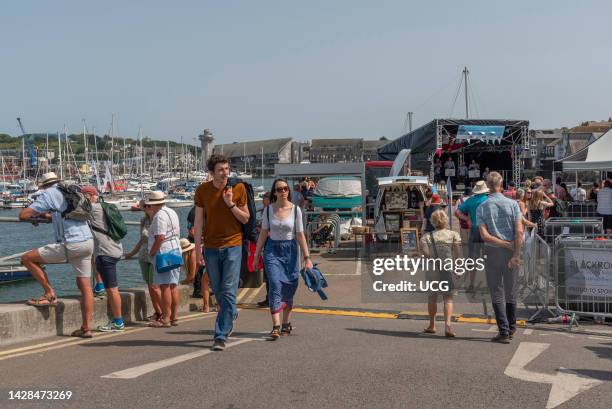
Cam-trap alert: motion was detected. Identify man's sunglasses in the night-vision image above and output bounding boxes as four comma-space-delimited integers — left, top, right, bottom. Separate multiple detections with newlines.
275, 186, 289, 193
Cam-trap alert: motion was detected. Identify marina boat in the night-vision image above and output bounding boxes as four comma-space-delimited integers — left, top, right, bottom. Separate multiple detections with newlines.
2, 196, 29, 209
0, 265, 32, 284
311, 176, 362, 212
165, 193, 194, 208
103, 198, 137, 211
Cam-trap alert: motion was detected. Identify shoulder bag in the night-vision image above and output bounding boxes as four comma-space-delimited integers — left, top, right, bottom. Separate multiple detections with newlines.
154, 209, 183, 273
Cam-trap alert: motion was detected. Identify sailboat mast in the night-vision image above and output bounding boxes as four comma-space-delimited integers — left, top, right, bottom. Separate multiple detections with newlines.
57, 131, 63, 179
463, 66, 469, 119
261, 146, 264, 187
45, 133, 49, 173
82, 119, 88, 169
110, 114, 115, 167
166, 140, 170, 173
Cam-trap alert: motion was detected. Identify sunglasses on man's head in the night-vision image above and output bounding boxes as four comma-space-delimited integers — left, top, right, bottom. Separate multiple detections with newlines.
275, 186, 289, 193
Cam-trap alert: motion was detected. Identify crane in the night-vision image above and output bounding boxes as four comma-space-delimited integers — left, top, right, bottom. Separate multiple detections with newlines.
16, 117, 38, 176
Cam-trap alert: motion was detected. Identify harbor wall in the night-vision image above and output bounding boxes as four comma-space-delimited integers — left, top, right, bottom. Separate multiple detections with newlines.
0, 285, 198, 347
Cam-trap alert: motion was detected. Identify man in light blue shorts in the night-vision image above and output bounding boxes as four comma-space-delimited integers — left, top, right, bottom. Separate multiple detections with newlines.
19, 172, 94, 338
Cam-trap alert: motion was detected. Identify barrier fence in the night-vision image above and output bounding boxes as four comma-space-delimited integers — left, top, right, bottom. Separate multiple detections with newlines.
554, 234, 612, 329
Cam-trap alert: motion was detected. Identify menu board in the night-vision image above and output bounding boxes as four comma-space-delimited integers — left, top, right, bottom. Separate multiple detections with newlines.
400, 228, 419, 254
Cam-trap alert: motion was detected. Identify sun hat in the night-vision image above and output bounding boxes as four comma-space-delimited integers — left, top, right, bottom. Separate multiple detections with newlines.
180, 238, 195, 253
144, 191, 167, 205
472, 180, 490, 195
39, 172, 61, 188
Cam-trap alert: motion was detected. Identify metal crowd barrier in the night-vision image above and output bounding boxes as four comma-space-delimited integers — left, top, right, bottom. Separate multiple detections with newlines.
543, 217, 603, 245
520, 232, 554, 322
566, 201, 598, 218
553, 234, 612, 330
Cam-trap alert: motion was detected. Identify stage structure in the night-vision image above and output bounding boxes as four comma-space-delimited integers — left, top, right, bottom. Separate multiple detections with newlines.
377, 119, 530, 184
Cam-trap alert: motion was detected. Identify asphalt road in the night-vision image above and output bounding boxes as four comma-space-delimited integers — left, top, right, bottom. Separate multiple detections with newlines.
0, 307, 610, 409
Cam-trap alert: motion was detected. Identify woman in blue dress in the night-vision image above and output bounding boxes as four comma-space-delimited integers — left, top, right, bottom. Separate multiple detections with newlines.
254, 179, 313, 340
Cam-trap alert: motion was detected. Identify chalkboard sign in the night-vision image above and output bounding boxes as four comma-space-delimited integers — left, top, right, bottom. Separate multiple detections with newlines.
400, 228, 419, 254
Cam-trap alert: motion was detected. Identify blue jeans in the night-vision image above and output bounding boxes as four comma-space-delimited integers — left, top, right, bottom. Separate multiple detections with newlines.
205, 245, 242, 341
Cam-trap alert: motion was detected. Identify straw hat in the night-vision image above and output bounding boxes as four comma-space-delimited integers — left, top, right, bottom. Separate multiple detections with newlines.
39, 172, 61, 188
144, 191, 167, 205
180, 238, 195, 253
472, 180, 490, 195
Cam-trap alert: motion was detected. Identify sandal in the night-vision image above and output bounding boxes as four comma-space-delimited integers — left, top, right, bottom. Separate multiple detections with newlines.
197, 306, 211, 313
148, 319, 171, 328
27, 294, 58, 307
281, 323, 293, 336
268, 326, 281, 340
71, 326, 93, 338
445, 327, 456, 338
170, 319, 179, 326
423, 328, 436, 334
146, 312, 162, 322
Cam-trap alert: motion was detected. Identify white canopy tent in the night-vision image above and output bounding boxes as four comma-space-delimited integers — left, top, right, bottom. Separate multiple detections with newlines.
559, 128, 612, 171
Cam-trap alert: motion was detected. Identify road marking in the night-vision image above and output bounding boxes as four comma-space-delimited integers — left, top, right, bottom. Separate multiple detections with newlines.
291, 308, 397, 319
539, 332, 575, 338
588, 336, 609, 341
504, 342, 603, 409
471, 325, 498, 333
101, 338, 254, 379
236, 287, 250, 303
456, 316, 527, 326
0, 311, 218, 362
243, 285, 264, 304
523, 329, 533, 335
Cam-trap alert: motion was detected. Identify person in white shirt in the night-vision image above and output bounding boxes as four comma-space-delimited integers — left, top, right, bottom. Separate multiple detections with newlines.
145, 191, 182, 328
597, 179, 612, 234
571, 182, 587, 202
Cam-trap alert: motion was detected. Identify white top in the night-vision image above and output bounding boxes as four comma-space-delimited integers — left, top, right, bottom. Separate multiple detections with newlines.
262, 204, 304, 241
597, 187, 612, 215
571, 187, 587, 202
148, 206, 181, 253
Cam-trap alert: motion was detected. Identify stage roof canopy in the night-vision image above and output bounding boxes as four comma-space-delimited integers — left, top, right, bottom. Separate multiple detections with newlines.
377, 119, 529, 172
558, 128, 612, 171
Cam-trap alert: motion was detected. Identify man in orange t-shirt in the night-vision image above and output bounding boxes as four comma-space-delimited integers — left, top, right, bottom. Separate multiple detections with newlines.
194, 154, 249, 351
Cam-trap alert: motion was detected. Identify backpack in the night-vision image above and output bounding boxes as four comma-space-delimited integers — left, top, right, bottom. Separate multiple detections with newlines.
549, 198, 567, 218
93, 198, 128, 241
228, 178, 258, 243
55, 183, 92, 221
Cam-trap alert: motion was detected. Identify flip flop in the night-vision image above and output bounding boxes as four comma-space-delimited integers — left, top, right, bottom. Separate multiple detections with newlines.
26, 294, 58, 307
71, 327, 93, 338
423, 328, 437, 334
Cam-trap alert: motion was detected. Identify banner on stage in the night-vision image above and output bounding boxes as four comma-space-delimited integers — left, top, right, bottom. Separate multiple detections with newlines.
456, 125, 505, 143
468, 170, 480, 178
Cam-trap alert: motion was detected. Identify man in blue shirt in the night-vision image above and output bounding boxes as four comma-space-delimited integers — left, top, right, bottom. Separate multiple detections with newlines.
476, 172, 524, 344
19, 172, 95, 338
455, 180, 489, 291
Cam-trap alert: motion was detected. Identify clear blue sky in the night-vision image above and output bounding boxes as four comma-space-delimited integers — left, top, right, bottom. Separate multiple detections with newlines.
2, 1, 611, 145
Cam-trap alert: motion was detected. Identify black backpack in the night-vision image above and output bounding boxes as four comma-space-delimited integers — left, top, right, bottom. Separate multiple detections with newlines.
549, 198, 567, 218
228, 178, 258, 243
55, 183, 92, 221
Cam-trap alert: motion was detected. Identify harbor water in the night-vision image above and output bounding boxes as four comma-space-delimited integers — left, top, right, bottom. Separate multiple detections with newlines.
0, 177, 281, 303
0, 207, 191, 303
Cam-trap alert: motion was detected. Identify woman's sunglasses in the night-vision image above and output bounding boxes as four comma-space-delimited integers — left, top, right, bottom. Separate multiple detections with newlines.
275, 186, 289, 193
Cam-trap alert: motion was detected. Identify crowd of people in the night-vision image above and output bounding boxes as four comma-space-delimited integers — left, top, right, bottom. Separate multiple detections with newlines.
18, 155, 314, 349
16, 158, 612, 347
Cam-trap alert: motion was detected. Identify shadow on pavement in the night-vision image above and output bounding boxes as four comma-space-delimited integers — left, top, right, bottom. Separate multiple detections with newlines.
346, 328, 492, 343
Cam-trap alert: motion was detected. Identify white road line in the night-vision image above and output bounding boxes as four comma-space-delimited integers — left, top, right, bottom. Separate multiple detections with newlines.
504, 342, 603, 409
101, 338, 254, 379
356, 258, 362, 276
243, 285, 264, 304
588, 335, 609, 341
523, 329, 533, 335
471, 325, 498, 333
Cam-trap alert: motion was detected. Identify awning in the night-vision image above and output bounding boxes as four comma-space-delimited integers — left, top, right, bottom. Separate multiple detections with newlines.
558, 128, 612, 171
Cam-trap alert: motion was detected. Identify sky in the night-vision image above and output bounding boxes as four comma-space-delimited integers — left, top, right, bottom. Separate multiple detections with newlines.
2, 1, 611, 145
